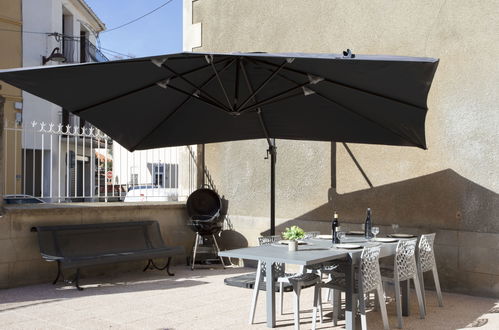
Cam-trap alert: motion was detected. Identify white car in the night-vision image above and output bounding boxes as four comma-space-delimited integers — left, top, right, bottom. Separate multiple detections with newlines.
124, 186, 178, 202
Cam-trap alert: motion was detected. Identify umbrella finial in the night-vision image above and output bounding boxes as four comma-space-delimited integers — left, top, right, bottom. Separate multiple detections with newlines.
343, 49, 355, 58
151, 57, 168, 67
156, 79, 170, 89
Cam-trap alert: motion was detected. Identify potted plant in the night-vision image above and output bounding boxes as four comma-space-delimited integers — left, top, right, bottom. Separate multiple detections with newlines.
282, 225, 305, 251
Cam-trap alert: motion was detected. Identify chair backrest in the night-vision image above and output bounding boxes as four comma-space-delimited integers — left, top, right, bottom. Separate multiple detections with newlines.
418, 233, 436, 273
258, 235, 285, 278
304, 231, 320, 239
394, 239, 418, 281
359, 245, 382, 293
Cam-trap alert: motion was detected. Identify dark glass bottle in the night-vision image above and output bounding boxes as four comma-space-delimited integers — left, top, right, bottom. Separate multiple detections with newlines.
364, 208, 373, 238
332, 212, 339, 244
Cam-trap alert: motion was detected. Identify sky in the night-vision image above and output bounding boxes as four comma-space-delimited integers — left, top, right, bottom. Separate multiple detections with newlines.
84, 0, 183, 60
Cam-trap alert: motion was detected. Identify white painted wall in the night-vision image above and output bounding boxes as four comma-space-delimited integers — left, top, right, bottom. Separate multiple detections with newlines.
21, 0, 104, 199
22, 0, 102, 149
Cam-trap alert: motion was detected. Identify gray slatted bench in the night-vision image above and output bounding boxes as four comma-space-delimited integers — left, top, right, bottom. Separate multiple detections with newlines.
32, 220, 184, 290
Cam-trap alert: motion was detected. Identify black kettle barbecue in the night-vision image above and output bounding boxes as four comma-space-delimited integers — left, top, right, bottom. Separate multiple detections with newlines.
186, 186, 225, 270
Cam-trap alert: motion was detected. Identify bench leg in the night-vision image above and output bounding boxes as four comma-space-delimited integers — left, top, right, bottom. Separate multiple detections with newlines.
74, 268, 83, 291
165, 257, 174, 276
144, 258, 175, 276
53, 261, 62, 285
143, 259, 153, 272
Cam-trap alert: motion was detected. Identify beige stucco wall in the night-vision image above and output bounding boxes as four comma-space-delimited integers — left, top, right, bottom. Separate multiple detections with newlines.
189, 0, 499, 297
0, 0, 23, 194
0, 203, 192, 289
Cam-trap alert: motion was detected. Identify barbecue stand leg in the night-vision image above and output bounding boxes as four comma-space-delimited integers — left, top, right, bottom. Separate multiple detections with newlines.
211, 234, 226, 269
52, 261, 62, 285
191, 232, 200, 270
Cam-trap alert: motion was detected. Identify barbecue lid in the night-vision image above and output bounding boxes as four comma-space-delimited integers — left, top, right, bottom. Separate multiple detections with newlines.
186, 187, 222, 221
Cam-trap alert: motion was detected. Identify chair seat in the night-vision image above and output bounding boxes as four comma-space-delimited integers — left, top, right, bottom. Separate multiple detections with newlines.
380, 267, 395, 279
321, 275, 359, 292
278, 272, 321, 289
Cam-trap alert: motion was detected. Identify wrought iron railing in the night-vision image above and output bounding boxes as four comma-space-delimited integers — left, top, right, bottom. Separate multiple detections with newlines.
61, 36, 108, 64
3, 121, 196, 203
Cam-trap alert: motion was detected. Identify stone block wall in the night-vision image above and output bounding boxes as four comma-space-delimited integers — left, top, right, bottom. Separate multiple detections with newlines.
0, 202, 193, 289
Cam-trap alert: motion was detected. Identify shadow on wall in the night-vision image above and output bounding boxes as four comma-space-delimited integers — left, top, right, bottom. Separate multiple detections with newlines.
261, 169, 499, 235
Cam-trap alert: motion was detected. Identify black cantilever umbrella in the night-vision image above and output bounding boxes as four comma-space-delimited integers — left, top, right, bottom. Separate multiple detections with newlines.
0, 51, 439, 234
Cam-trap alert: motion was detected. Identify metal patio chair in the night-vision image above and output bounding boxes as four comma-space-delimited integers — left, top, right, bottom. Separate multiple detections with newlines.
381, 239, 425, 328
417, 233, 443, 312
249, 235, 320, 330
312, 245, 389, 330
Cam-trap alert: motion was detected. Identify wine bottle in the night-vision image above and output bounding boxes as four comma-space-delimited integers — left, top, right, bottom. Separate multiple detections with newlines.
364, 208, 373, 239
332, 212, 339, 244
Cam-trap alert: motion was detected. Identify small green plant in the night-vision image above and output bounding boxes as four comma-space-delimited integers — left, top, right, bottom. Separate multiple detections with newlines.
282, 225, 305, 241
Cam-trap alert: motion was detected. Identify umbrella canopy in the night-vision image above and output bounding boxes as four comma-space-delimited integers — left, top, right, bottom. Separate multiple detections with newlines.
0, 52, 438, 151
0, 51, 439, 234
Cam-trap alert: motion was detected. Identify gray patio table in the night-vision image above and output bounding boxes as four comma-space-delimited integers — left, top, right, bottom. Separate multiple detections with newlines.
219, 237, 410, 329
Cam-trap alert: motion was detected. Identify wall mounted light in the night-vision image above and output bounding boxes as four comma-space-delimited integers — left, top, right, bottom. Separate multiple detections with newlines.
42, 47, 66, 65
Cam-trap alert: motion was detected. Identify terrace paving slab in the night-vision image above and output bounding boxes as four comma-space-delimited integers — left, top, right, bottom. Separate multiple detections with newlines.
0, 266, 498, 329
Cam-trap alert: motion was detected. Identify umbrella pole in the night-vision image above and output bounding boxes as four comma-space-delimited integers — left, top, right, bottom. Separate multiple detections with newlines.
268, 140, 276, 235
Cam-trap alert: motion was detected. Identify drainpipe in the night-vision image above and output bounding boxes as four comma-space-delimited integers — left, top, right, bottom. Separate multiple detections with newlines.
196, 144, 205, 188
0, 96, 5, 216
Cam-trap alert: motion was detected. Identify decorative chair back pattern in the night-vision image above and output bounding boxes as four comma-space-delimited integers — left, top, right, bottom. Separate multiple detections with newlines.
419, 233, 436, 273
395, 239, 418, 281
258, 236, 285, 278
304, 231, 320, 239
360, 245, 382, 293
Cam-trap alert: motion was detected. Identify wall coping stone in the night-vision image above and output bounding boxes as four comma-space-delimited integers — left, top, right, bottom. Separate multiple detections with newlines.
4, 202, 186, 214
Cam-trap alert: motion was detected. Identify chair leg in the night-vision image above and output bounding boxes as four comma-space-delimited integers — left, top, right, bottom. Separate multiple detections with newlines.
377, 284, 390, 330
248, 261, 262, 324
413, 273, 426, 319
418, 267, 427, 314
432, 266, 444, 307
292, 284, 301, 330
317, 285, 323, 324
358, 292, 367, 330
312, 285, 320, 330
280, 282, 284, 315
333, 289, 340, 326
394, 281, 403, 329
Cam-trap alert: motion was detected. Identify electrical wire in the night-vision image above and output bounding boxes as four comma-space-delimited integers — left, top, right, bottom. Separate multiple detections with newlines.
101, 0, 174, 33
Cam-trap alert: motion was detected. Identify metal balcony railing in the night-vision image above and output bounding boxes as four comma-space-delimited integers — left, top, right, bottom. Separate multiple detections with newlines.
61, 36, 108, 64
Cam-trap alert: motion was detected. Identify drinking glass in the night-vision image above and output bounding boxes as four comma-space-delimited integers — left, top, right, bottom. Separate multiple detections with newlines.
337, 231, 346, 243
372, 226, 379, 239
391, 224, 399, 234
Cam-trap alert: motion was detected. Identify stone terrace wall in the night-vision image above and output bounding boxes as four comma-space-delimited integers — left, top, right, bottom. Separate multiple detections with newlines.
0, 203, 192, 289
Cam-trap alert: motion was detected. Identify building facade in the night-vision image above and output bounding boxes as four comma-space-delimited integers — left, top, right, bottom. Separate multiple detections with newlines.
184, 0, 499, 297
0, 0, 23, 195
1, 0, 107, 200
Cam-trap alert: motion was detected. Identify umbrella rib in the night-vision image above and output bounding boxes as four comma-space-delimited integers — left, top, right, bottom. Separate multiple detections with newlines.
239, 60, 272, 146
129, 59, 235, 151
236, 59, 292, 111
72, 58, 229, 115
237, 82, 311, 114
208, 55, 234, 111
251, 58, 428, 112
160, 57, 235, 112
267, 70, 425, 148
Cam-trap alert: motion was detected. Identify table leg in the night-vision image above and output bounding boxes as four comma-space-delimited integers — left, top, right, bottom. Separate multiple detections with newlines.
345, 257, 357, 330
402, 279, 410, 316
266, 261, 276, 328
